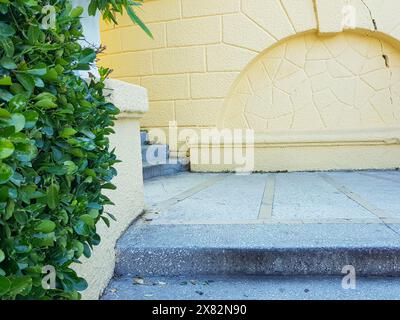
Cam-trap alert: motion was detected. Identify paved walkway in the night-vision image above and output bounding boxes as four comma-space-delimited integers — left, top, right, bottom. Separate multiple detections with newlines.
143, 171, 400, 225
102, 170, 400, 300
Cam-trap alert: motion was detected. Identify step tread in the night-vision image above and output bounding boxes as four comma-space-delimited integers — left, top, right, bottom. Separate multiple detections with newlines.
117, 223, 400, 250
102, 275, 400, 300
114, 223, 400, 277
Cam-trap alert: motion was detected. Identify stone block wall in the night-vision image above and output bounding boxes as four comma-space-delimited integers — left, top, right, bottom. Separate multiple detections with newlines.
98, 0, 400, 171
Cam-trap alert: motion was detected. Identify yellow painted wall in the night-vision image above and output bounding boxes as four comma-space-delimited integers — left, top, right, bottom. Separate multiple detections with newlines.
99, 0, 400, 171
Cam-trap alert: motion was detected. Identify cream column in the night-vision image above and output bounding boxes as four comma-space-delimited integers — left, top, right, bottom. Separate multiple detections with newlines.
74, 79, 149, 300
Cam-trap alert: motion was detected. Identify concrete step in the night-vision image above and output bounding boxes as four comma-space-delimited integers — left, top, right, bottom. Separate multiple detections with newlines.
141, 144, 169, 164
102, 275, 400, 300
114, 223, 400, 277
143, 159, 190, 180
140, 131, 149, 145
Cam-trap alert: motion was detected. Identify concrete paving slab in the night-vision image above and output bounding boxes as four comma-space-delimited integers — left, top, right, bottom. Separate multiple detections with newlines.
144, 171, 398, 224
154, 174, 267, 222
273, 172, 379, 221
358, 171, 400, 185
102, 275, 400, 300
325, 172, 400, 218
144, 173, 222, 205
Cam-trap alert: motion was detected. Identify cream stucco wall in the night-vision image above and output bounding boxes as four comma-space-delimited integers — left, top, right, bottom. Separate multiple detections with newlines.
99, 0, 400, 171
73, 80, 148, 299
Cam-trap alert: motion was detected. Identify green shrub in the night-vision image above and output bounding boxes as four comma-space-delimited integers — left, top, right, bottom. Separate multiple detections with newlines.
0, 0, 148, 300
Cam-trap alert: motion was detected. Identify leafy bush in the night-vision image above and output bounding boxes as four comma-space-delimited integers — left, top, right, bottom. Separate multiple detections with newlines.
88, 0, 152, 38
0, 0, 147, 300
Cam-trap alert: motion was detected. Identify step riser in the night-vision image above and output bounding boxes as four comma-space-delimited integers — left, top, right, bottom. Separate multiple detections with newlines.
143, 163, 190, 180
115, 247, 400, 277
140, 131, 149, 145
141, 145, 169, 163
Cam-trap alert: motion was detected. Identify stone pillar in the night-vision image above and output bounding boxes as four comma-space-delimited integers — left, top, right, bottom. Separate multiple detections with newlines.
74, 79, 148, 300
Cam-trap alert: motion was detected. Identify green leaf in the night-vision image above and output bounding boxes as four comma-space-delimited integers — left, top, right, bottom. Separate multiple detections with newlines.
34, 92, 56, 101
32, 232, 55, 247
0, 138, 14, 159
0, 249, 4, 263
64, 160, 77, 175
102, 183, 116, 190
101, 216, 110, 227
79, 214, 95, 228
33, 77, 44, 88
78, 48, 96, 65
0, 276, 10, 296
34, 99, 57, 109
0, 76, 12, 86
14, 210, 27, 225
35, 220, 56, 233
0, 38, 14, 57
47, 183, 59, 209
8, 276, 32, 297
15, 73, 35, 92
70, 6, 84, 18
5, 200, 14, 220
0, 22, 15, 39
0, 109, 11, 119
60, 127, 77, 138
0, 88, 13, 101
83, 242, 91, 258
10, 132, 29, 144
74, 277, 88, 291
26, 63, 47, 76
10, 114, 25, 132
73, 220, 90, 236
0, 57, 17, 70
23, 110, 38, 128
43, 68, 58, 82
88, 0, 97, 16
14, 143, 37, 162
0, 163, 13, 184
126, 5, 153, 39
15, 244, 31, 253
27, 25, 40, 45
8, 94, 28, 111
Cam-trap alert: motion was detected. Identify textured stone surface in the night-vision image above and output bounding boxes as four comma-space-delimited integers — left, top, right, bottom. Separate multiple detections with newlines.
140, 171, 400, 224
166, 16, 221, 47
141, 74, 190, 101
99, 0, 400, 171
114, 223, 400, 277
103, 275, 400, 300
181, 0, 240, 18
153, 47, 206, 74
104, 79, 149, 116
120, 23, 166, 51
99, 0, 400, 133
102, 171, 400, 299
222, 32, 400, 131
190, 72, 239, 99
175, 99, 224, 126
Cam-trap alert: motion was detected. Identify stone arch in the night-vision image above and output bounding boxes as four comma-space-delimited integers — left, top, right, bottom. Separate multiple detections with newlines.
220, 30, 400, 132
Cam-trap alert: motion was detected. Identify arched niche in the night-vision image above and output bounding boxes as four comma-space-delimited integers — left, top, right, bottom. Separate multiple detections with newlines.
220, 31, 400, 133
